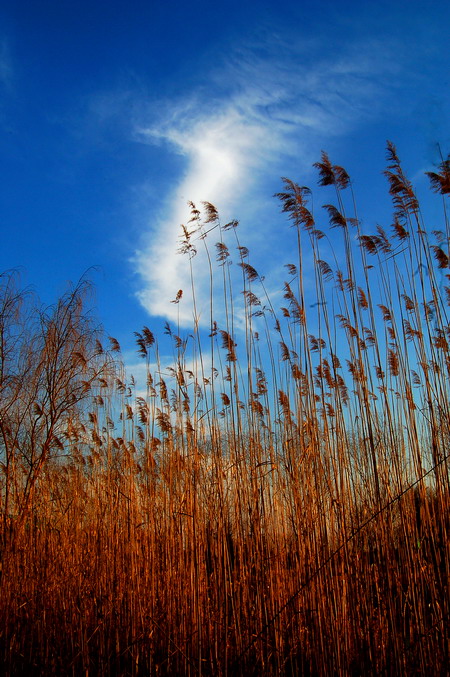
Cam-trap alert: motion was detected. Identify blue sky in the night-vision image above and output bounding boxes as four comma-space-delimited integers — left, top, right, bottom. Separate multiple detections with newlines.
1, 0, 449, 370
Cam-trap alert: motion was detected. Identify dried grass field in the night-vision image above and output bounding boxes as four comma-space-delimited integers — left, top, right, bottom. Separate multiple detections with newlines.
1, 144, 449, 675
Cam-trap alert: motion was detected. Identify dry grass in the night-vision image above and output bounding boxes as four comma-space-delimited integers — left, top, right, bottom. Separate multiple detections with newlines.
1, 144, 449, 675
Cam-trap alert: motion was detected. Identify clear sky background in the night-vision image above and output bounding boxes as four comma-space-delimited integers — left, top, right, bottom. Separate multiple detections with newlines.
1, 0, 449, 369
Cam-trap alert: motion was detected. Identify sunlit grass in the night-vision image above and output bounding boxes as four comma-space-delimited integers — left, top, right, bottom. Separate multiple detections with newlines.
1, 144, 449, 675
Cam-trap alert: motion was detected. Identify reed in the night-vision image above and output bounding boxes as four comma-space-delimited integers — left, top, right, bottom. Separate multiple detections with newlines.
1, 144, 449, 675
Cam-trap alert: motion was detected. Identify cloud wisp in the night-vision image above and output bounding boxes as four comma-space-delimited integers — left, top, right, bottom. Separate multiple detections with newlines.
133, 37, 396, 328
134, 99, 277, 326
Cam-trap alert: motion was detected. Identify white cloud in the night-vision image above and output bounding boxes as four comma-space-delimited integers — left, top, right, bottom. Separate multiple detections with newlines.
133, 37, 396, 328
134, 100, 276, 326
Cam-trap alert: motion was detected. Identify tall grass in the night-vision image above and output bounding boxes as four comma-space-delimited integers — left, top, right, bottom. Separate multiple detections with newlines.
1, 144, 449, 675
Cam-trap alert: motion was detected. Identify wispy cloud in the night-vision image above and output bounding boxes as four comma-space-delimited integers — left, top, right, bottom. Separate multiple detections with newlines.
133, 36, 397, 328
133, 99, 276, 325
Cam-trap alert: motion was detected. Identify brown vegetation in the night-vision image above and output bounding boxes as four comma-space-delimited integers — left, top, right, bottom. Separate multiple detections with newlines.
1, 145, 449, 675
